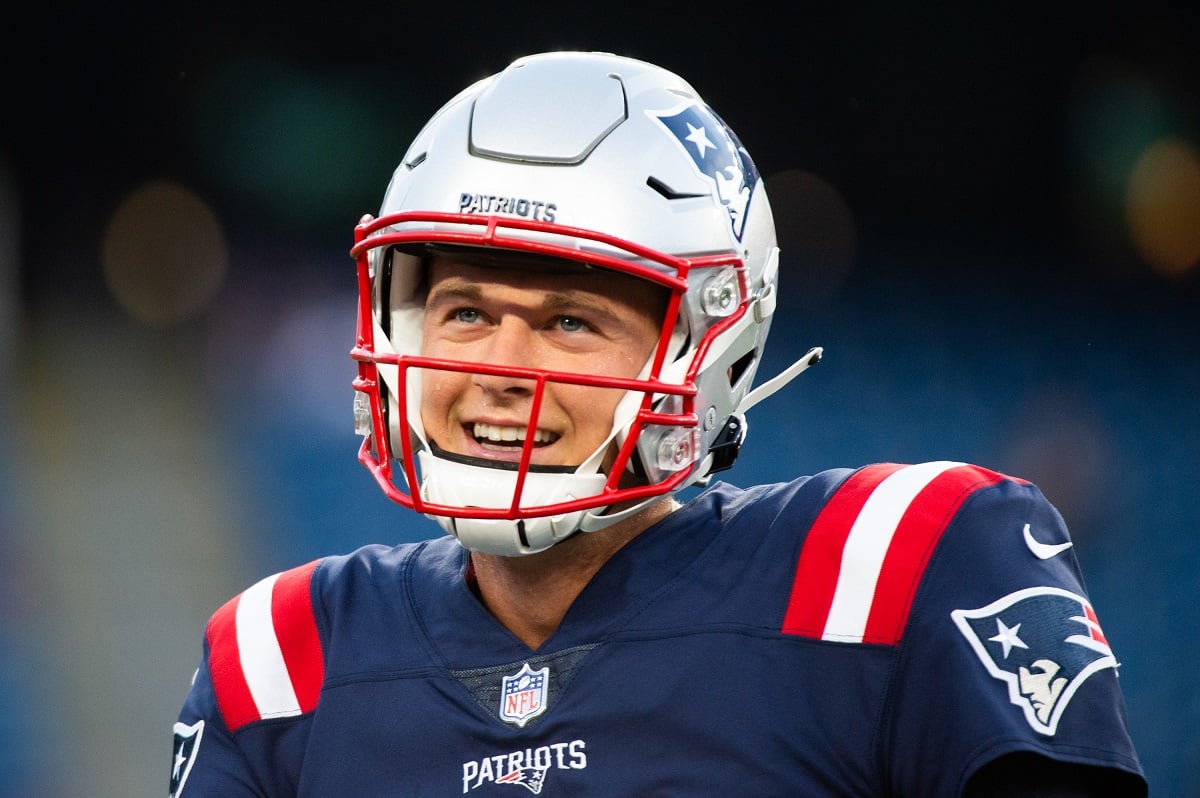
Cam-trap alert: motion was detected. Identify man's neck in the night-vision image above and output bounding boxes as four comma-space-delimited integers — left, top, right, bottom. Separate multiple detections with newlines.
468, 498, 678, 649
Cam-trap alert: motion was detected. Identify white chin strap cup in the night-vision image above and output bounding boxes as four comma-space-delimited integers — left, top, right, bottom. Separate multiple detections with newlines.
417, 448, 608, 556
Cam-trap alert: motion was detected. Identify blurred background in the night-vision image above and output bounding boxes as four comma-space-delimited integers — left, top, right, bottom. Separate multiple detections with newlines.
1, 2, 1197, 795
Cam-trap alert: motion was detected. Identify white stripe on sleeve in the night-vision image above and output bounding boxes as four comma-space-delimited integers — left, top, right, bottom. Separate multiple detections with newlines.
822, 461, 963, 642
235, 573, 302, 719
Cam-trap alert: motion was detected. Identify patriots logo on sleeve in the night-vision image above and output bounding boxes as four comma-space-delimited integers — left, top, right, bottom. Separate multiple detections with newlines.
651, 102, 759, 241
952, 586, 1118, 735
170, 720, 203, 797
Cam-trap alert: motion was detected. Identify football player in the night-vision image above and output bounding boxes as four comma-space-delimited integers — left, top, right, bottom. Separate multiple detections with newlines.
172, 51, 1146, 796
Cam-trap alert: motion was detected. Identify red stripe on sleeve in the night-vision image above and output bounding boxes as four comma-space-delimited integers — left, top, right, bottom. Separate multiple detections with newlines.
205, 593, 259, 731
271, 559, 325, 715
781, 463, 905, 637
860, 465, 1007, 644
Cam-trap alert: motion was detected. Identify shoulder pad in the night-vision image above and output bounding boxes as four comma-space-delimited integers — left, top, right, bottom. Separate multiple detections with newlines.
205, 559, 325, 731
782, 462, 1019, 645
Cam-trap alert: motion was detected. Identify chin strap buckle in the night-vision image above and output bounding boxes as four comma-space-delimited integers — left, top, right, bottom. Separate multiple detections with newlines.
706, 414, 747, 475
702, 345, 823, 477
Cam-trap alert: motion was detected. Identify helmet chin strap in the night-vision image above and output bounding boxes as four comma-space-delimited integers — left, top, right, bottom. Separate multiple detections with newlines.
576, 491, 681, 533
737, 346, 824, 414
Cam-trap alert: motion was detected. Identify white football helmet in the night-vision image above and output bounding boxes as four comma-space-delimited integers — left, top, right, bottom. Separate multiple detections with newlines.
351, 51, 821, 555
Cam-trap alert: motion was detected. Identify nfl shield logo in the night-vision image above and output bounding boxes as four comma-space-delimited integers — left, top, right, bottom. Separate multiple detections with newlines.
499, 662, 549, 727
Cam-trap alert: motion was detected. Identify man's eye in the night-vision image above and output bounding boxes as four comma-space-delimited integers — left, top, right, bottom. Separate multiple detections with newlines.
557, 316, 587, 333
454, 308, 481, 324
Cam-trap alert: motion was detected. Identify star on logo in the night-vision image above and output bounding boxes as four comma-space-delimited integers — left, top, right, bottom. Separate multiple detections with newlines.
989, 618, 1029, 658
173, 743, 187, 780
651, 103, 760, 242
684, 122, 715, 157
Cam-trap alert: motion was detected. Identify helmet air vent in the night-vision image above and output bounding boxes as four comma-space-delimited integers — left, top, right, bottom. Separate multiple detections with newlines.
646, 175, 706, 200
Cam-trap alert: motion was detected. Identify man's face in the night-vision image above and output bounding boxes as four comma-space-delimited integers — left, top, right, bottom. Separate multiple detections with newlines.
419, 255, 666, 469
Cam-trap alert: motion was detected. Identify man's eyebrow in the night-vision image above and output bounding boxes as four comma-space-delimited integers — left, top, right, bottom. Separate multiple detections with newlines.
539, 290, 610, 313
426, 280, 617, 319
425, 280, 482, 307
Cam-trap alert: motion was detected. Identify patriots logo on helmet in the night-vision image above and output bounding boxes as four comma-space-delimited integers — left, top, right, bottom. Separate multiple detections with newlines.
652, 102, 760, 242
952, 586, 1118, 735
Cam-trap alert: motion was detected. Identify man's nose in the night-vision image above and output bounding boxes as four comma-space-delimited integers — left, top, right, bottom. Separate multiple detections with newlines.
471, 318, 540, 395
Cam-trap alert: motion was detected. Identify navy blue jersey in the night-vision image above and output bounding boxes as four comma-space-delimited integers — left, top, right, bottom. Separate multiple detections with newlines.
171, 462, 1146, 796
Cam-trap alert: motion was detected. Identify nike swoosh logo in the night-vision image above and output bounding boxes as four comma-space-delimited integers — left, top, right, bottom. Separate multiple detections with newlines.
1023, 523, 1074, 559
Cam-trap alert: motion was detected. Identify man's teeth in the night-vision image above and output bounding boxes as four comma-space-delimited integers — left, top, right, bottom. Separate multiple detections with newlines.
473, 422, 556, 444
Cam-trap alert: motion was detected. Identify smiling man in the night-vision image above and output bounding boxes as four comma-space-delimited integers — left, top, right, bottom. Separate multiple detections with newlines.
419, 255, 665, 479
171, 51, 1147, 796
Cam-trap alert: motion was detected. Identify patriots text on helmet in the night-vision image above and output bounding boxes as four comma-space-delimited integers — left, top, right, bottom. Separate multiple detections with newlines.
458, 192, 557, 222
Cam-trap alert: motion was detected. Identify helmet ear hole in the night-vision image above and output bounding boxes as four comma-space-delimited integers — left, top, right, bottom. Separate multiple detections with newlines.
728, 350, 757, 389
377, 249, 394, 336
